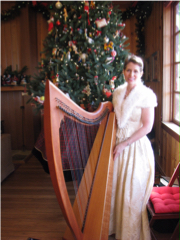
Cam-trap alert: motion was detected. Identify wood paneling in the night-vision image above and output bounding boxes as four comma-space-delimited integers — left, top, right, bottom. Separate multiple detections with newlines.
161, 129, 179, 176
1, 2, 48, 75
144, 2, 164, 172
1, 90, 35, 150
36, 12, 49, 62
122, 15, 137, 54
1, 2, 48, 149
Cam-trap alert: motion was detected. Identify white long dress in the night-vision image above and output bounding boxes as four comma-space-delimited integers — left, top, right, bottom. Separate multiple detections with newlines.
109, 81, 157, 240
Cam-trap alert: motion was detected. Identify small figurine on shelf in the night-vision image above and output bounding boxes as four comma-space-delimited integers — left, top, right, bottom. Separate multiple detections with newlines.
5, 74, 11, 85
11, 75, 18, 86
1, 75, 6, 86
20, 74, 27, 85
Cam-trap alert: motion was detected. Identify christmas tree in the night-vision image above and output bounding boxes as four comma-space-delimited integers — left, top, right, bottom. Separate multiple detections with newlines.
27, 1, 129, 111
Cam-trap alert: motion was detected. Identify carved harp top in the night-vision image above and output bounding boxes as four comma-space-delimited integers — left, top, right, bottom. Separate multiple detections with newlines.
44, 80, 116, 240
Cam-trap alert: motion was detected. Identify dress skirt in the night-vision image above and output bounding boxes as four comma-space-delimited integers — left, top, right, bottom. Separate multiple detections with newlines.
109, 126, 155, 240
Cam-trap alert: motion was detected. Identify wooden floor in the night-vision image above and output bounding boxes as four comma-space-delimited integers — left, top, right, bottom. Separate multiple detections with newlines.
1, 155, 177, 240
1, 155, 69, 240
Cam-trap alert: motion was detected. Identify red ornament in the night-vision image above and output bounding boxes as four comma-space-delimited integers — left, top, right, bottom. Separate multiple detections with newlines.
84, 1, 89, 14
56, 20, 61, 26
105, 91, 112, 98
48, 22, 54, 32
111, 50, 117, 57
32, 1, 37, 6
118, 23, 125, 27
96, 30, 102, 37
87, 48, 91, 53
84, 1, 90, 25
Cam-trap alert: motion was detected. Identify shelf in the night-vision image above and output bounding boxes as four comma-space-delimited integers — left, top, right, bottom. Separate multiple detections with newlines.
1, 86, 26, 92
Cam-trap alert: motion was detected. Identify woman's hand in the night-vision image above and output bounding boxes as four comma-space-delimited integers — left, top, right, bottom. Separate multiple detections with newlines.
113, 141, 127, 161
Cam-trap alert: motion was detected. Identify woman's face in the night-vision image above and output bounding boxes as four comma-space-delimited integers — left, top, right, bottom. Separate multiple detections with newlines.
123, 62, 143, 88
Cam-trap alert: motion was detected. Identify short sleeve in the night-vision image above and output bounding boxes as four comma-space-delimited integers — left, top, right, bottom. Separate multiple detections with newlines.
138, 87, 158, 108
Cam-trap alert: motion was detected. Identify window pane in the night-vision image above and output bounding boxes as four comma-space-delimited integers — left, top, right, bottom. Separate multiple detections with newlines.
174, 63, 180, 91
175, 2, 180, 32
175, 33, 180, 62
173, 93, 180, 123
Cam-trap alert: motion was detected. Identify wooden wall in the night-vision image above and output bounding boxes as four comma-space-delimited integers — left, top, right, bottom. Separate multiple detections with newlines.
1, 2, 48, 76
1, 90, 35, 150
1, 2, 48, 150
144, 2, 163, 171
161, 129, 179, 176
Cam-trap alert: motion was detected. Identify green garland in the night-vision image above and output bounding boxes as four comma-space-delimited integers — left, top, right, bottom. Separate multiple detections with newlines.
122, 1, 153, 56
1, 1, 50, 21
1, 1, 153, 56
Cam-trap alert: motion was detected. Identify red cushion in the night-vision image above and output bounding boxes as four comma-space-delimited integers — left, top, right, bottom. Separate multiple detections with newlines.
150, 187, 180, 213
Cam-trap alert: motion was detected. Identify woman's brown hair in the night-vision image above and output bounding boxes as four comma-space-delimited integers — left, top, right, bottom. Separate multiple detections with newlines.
123, 54, 144, 72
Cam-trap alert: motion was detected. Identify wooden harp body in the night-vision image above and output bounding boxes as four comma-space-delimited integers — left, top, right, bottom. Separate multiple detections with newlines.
44, 80, 116, 240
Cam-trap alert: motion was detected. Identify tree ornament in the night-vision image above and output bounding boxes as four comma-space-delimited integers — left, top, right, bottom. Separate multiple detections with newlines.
48, 22, 54, 33
33, 96, 45, 104
56, 73, 60, 82
84, 1, 89, 14
56, 20, 61, 26
95, 30, 102, 37
67, 51, 71, 61
52, 47, 58, 56
95, 18, 107, 28
94, 75, 98, 85
64, 7, 68, 22
105, 90, 112, 98
103, 87, 112, 98
55, 1, 62, 9
106, 57, 114, 64
104, 41, 113, 51
41, 60, 44, 68
104, 36, 109, 43
77, 28, 83, 34
82, 83, 91, 96
109, 76, 116, 91
87, 36, 94, 44
63, 24, 68, 33
118, 23, 125, 27
90, 1, 95, 9
111, 50, 117, 57
47, 16, 54, 24
84, 1, 90, 25
81, 54, 87, 63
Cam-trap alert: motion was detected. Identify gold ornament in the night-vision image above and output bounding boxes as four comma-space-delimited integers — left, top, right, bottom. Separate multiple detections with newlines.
64, 7, 68, 22
55, 1, 62, 9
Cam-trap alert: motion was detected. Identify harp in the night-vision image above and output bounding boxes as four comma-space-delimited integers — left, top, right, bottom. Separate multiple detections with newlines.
44, 80, 116, 240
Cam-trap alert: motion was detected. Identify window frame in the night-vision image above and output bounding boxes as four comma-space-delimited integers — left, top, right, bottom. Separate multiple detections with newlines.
163, 1, 180, 127
172, 2, 180, 125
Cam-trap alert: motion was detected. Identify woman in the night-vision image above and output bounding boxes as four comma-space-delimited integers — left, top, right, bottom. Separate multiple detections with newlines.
109, 54, 157, 240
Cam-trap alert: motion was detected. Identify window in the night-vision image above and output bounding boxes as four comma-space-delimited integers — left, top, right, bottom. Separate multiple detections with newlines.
163, 2, 180, 127
172, 2, 180, 125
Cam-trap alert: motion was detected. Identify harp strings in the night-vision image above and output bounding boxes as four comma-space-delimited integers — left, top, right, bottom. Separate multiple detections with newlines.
59, 111, 99, 225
